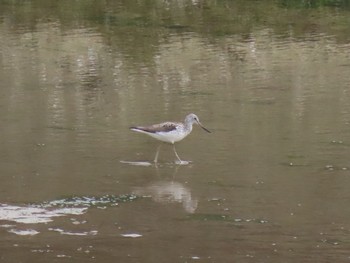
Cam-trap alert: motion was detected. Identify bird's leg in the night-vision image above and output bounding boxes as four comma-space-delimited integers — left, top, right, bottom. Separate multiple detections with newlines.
154, 144, 161, 163
172, 144, 183, 163
173, 144, 191, 165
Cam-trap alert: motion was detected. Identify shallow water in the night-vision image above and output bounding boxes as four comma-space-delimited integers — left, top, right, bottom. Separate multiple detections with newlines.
1, 1, 350, 262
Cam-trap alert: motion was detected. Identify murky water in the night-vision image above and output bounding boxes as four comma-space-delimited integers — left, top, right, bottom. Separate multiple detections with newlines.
1, 1, 350, 262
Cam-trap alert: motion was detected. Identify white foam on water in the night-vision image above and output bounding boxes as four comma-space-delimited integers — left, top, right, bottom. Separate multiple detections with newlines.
48, 227, 98, 236
0, 204, 87, 224
8, 229, 39, 236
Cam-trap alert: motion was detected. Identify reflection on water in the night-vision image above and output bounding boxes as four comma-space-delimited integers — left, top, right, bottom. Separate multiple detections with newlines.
1, 0, 350, 262
121, 233, 143, 238
120, 160, 153, 166
133, 181, 198, 213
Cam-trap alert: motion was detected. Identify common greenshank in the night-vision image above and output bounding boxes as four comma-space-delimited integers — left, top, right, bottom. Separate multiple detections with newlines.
130, 113, 211, 164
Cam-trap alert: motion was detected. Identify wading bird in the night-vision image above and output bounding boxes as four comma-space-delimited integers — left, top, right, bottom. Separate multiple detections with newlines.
130, 113, 211, 164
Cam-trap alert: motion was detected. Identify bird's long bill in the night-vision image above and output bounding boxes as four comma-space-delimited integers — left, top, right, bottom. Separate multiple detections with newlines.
198, 121, 211, 133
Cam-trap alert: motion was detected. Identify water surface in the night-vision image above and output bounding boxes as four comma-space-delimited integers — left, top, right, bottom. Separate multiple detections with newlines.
1, 1, 350, 262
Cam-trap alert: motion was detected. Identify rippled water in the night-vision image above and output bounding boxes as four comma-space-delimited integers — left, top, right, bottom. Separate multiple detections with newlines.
1, 1, 350, 262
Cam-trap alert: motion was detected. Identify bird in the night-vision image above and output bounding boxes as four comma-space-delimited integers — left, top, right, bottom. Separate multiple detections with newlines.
130, 113, 211, 164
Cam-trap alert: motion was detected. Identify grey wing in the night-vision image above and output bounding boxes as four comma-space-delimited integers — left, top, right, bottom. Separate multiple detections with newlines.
131, 122, 179, 133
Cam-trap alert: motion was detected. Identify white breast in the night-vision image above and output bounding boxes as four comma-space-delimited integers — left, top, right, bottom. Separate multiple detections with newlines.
149, 129, 190, 144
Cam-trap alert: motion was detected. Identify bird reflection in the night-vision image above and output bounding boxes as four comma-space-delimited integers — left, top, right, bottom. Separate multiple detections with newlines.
132, 181, 198, 213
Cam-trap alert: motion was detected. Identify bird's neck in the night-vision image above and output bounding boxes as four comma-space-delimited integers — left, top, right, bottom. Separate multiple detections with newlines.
184, 121, 193, 132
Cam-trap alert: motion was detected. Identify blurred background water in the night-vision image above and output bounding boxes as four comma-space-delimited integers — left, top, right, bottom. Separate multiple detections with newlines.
1, 0, 350, 262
